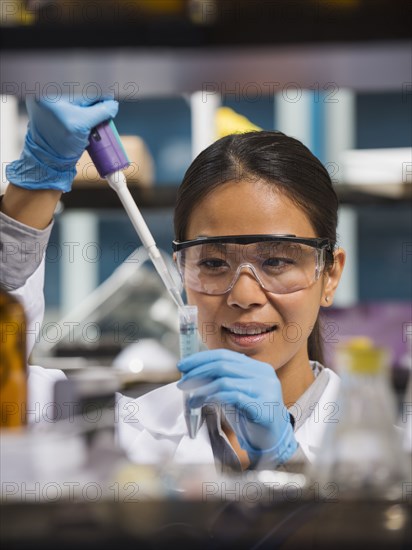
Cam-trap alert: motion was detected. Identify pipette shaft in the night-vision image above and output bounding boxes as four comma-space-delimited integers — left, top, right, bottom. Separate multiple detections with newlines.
106, 172, 186, 313
86, 119, 185, 312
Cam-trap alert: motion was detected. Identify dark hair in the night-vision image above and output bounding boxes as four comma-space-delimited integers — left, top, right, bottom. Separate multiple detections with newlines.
174, 131, 339, 365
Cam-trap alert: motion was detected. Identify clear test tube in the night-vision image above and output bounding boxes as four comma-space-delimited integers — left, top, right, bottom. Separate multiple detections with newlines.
179, 305, 202, 439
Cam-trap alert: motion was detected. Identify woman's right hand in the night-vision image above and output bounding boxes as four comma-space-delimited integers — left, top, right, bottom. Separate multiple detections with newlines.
6, 96, 119, 193
177, 349, 298, 469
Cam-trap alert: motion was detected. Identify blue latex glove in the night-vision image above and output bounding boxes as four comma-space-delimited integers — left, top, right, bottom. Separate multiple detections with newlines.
6, 96, 119, 193
177, 349, 298, 468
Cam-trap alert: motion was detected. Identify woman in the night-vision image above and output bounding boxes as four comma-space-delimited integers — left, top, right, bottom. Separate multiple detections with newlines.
1, 98, 345, 473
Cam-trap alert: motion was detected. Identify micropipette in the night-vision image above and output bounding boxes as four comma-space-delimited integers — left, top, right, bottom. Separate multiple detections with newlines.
86, 120, 185, 314
87, 119, 202, 438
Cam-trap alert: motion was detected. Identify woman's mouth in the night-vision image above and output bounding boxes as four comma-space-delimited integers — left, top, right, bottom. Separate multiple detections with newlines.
221, 323, 278, 348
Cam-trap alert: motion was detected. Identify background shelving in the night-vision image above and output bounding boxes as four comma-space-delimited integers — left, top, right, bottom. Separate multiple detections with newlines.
1, 0, 411, 360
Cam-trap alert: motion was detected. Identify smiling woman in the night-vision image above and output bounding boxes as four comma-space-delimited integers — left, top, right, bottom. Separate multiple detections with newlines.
174, 132, 344, 366
170, 132, 345, 469
1, 99, 345, 474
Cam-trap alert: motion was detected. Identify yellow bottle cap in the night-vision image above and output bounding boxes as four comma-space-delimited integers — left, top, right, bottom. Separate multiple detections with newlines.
337, 337, 389, 374
215, 107, 262, 139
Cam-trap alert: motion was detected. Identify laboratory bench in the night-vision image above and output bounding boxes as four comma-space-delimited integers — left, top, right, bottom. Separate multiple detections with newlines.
1, 496, 411, 549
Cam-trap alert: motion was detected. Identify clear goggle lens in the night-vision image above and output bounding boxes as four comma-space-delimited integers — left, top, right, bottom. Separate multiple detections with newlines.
175, 241, 327, 295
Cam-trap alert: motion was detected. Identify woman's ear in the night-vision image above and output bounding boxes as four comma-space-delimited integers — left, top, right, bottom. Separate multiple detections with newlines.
321, 248, 346, 307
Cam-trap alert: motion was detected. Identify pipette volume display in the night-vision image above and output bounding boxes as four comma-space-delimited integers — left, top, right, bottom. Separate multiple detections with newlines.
179, 306, 202, 439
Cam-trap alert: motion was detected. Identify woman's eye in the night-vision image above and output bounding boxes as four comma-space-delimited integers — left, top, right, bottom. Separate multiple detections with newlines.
198, 258, 228, 270
263, 257, 294, 269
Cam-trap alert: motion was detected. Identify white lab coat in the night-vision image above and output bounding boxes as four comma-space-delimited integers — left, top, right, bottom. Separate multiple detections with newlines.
116, 371, 340, 465
14, 260, 340, 467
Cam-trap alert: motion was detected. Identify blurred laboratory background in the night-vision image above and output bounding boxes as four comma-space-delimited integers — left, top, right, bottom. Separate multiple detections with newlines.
1, 3, 412, 547
1, 0, 411, 393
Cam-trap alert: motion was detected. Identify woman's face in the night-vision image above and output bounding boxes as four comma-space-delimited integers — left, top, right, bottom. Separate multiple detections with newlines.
183, 179, 336, 372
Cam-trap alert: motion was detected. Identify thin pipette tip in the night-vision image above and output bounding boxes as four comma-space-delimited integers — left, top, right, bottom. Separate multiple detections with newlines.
187, 408, 202, 439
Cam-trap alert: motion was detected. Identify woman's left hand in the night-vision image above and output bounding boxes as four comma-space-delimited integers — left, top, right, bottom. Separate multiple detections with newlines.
177, 349, 298, 467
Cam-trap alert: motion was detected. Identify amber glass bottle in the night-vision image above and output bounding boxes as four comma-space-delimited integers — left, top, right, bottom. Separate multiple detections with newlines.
0, 286, 27, 428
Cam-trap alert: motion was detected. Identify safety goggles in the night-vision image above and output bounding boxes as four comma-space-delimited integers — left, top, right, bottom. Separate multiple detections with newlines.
173, 235, 333, 295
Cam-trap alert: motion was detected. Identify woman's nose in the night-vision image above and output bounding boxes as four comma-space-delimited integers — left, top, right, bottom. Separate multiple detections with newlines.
226, 266, 267, 309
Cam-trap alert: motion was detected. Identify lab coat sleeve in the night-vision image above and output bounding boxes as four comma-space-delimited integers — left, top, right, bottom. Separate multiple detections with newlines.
0, 207, 53, 291
0, 206, 66, 419
0, 206, 53, 356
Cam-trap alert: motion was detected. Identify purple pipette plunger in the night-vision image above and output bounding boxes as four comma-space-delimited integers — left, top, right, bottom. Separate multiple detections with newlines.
86, 119, 130, 178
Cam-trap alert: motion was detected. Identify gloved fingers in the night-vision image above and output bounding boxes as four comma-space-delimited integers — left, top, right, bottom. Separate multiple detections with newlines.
25, 97, 85, 148
26, 97, 119, 134
178, 360, 263, 384
178, 374, 214, 393
26, 95, 114, 108
200, 390, 280, 443
26, 96, 74, 120
184, 374, 285, 427
205, 390, 292, 456
27, 95, 117, 109
178, 348, 275, 378
185, 377, 262, 407
74, 99, 119, 129
71, 94, 116, 107
188, 387, 254, 410
177, 349, 244, 372
45, 99, 120, 134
